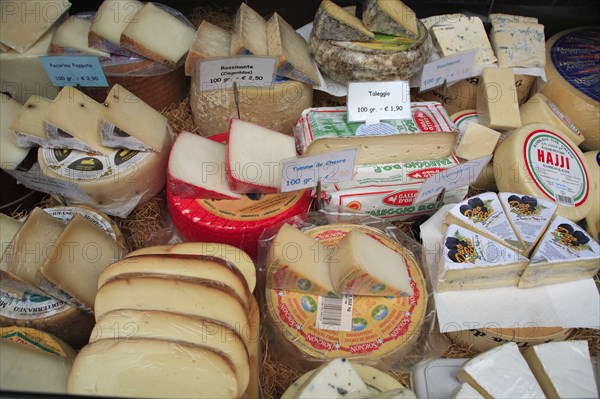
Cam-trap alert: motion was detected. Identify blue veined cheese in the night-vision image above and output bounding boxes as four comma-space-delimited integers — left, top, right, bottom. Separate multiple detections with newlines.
490, 22, 545, 68
489, 13, 538, 25
430, 16, 496, 65
296, 358, 370, 398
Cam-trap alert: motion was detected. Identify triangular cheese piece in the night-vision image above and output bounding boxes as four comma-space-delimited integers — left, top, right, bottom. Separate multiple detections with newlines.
444, 192, 526, 254
10, 95, 53, 148
362, 0, 419, 38
185, 21, 231, 76
312, 0, 375, 42
0, 214, 22, 261
229, 3, 268, 55
437, 224, 529, 291
499, 193, 557, 256
296, 358, 370, 399
519, 215, 600, 288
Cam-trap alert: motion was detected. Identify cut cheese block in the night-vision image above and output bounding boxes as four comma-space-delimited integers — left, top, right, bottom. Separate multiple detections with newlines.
44, 86, 111, 156
0, 340, 72, 394
226, 118, 297, 193
312, 0, 374, 41
126, 242, 256, 293
499, 193, 558, 256
0, 326, 76, 359
97, 254, 252, 312
267, 223, 335, 295
431, 16, 496, 65
100, 84, 170, 152
91, 310, 250, 395
523, 340, 599, 399
520, 93, 584, 145
120, 2, 195, 67
493, 123, 592, 221
51, 16, 110, 58
1, 207, 66, 285
185, 21, 231, 76
454, 122, 501, 161
490, 22, 545, 68
444, 192, 526, 254
0, 93, 30, 170
437, 224, 529, 291
476, 68, 522, 130
451, 383, 485, 399
267, 13, 319, 86
542, 28, 599, 151
362, 0, 418, 38
68, 339, 239, 398
229, 3, 268, 56
457, 342, 546, 398
296, 358, 370, 398
583, 151, 600, 241
0, 0, 71, 53
167, 132, 241, 200
518, 215, 600, 288
489, 13, 538, 24
329, 229, 414, 296
10, 95, 52, 147
0, 213, 22, 260
89, 0, 144, 49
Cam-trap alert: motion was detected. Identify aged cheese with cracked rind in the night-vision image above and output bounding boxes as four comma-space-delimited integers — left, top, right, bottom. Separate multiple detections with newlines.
454, 122, 501, 161
362, 0, 418, 38
10, 95, 52, 148
296, 358, 370, 398
89, 0, 143, 49
490, 22, 545, 68
185, 21, 231, 76
229, 3, 268, 56
476, 68, 522, 130
0, 93, 30, 170
431, 16, 496, 65
312, 0, 374, 41
583, 151, 599, 241
52, 16, 110, 58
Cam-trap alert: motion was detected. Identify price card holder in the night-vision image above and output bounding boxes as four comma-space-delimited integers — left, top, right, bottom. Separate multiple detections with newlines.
197, 56, 277, 92
40, 56, 109, 87
346, 81, 410, 123
419, 51, 476, 92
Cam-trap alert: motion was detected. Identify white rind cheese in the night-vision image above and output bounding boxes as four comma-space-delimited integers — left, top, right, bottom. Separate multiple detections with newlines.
362, 0, 418, 38
10, 95, 52, 148
490, 22, 545, 68
296, 358, 370, 398
52, 16, 110, 58
185, 21, 231, 76
431, 16, 496, 65
312, 0, 375, 41
89, 0, 144, 47
476, 68, 521, 130
229, 3, 268, 55
451, 382, 485, 399
0, 93, 30, 170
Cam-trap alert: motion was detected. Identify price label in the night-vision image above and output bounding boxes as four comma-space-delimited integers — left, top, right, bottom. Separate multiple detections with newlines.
347, 81, 410, 123
197, 56, 276, 91
280, 149, 357, 192
420, 51, 476, 91
40, 56, 108, 87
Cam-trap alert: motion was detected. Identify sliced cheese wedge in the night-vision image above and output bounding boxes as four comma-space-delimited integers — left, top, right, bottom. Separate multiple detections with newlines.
52, 16, 110, 58
0, 93, 30, 170
0, 213, 22, 261
313, 0, 375, 41
229, 3, 268, 56
431, 16, 496, 65
476, 68, 522, 130
296, 358, 370, 398
89, 0, 144, 48
454, 122, 501, 161
68, 339, 239, 398
329, 229, 414, 296
490, 22, 545, 69
10, 95, 52, 148
185, 21, 231, 76
362, 0, 418, 38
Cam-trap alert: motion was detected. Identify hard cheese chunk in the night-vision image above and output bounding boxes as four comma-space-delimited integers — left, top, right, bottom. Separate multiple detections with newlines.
451, 383, 485, 399
52, 16, 109, 58
476, 68, 522, 130
523, 340, 599, 399
267, 224, 335, 295
38, 214, 125, 310
519, 215, 600, 288
312, 0, 374, 41
329, 229, 414, 296
454, 122, 501, 161
89, 0, 144, 47
0, 214, 22, 260
362, 0, 418, 38
490, 22, 545, 68
120, 2, 195, 66
68, 339, 239, 398
167, 132, 241, 200
0, 93, 30, 170
457, 342, 546, 398
10, 95, 52, 147
431, 16, 496, 65
226, 118, 296, 193
185, 21, 231, 76
296, 358, 370, 399
101, 84, 170, 152
230, 3, 268, 56
267, 13, 319, 86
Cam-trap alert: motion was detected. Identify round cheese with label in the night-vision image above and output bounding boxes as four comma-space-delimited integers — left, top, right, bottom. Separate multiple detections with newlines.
0, 326, 76, 359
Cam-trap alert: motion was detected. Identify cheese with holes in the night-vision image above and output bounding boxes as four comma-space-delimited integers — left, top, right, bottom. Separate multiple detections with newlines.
583, 151, 599, 241
185, 21, 231, 76
100, 84, 170, 152
330, 229, 414, 296
229, 3, 268, 55
451, 383, 485, 399
267, 223, 335, 295
458, 342, 546, 398
431, 16, 496, 65
10, 95, 52, 147
52, 16, 109, 58
523, 340, 599, 399
490, 22, 545, 68
267, 13, 319, 85
0, 214, 22, 259
454, 122, 501, 161
0, 0, 71, 53
167, 132, 240, 200
68, 339, 239, 398
362, 0, 418, 38
519, 93, 584, 146
89, 0, 143, 48
120, 3, 195, 66
0, 94, 30, 170
226, 118, 296, 193
312, 0, 374, 41
518, 215, 600, 288
296, 358, 370, 398
493, 123, 592, 221
476, 68, 521, 130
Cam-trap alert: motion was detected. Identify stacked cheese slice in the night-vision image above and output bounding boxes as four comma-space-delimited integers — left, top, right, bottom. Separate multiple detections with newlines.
68, 243, 260, 399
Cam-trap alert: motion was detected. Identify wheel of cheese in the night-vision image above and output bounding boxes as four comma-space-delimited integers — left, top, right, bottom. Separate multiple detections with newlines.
541, 28, 600, 151
0, 326, 77, 359
493, 123, 592, 221
446, 327, 572, 353
583, 151, 600, 241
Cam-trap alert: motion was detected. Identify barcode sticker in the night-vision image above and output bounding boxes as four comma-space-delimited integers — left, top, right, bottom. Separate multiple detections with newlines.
316, 295, 353, 331
553, 183, 575, 207
555, 193, 575, 206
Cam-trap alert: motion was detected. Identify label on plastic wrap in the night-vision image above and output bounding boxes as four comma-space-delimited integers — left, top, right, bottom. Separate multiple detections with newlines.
0, 326, 69, 357
197, 192, 307, 222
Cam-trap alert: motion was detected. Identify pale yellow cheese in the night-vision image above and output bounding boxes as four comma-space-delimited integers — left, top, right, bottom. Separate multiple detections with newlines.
9, 95, 52, 147
185, 21, 231, 76
583, 151, 599, 241
0, 93, 30, 170
52, 16, 110, 57
0, 214, 22, 261
454, 122, 501, 161
229, 3, 268, 55
476, 68, 522, 130
362, 0, 418, 37
89, 0, 143, 47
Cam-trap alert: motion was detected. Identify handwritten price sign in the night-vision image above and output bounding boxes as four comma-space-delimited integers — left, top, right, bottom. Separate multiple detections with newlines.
420, 51, 476, 91
40, 56, 108, 87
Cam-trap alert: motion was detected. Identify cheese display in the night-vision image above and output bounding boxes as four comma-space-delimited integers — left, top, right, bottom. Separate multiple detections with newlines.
583, 151, 599, 241
230, 3, 268, 56
490, 22, 545, 68
10, 95, 52, 148
362, 0, 418, 38
51, 16, 110, 58
451, 383, 484, 399
493, 123, 592, 221
523, 340, 599, 398
518, 215, 600, 288
457, 342, 546, 398
0, 93, 30, 170
1, 326, 76, 359
295, 358, 370, 398
312, 0, 375, 41
89, 0, 144, 50
430, 16, 496, 66
453, 122, 501, 161
541, 28, 599, 151
185, 21, 231, 76
476, 68, 522, 130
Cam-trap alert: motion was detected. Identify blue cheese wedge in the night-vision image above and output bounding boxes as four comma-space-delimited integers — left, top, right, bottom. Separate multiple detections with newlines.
296, 358, 370, 398
490, 22, 545, 68
489, 13, 538, 25
430, 16, 496, 65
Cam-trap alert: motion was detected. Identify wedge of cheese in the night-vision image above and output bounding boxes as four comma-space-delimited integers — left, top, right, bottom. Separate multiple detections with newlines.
296, 358, 370, 399
454, 122, 501, 161
476, 68, 522, 130
489, 13, 538, 25
431, 16, 496, 66
185, 21, 231, 76
0, 93, 30, 170
451, 383, 485, 399
267, 13, 319, 85
329, 229, 414, 296
362, 0, 418, 38
0, 214, 22, 260
10, 95, 52, 147
51, 16, 109, 58
312, 0, 374, 41
89, 0, 143, 48
490, 22, 545, 68
229, 3, 268, 56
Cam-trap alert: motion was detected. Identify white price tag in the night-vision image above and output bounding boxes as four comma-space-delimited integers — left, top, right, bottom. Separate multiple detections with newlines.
197, 56, 276, 91
420, 51, 476, 91
347, 81, 410, 123
413, 155, 492, 204
280, 149, 357, 192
